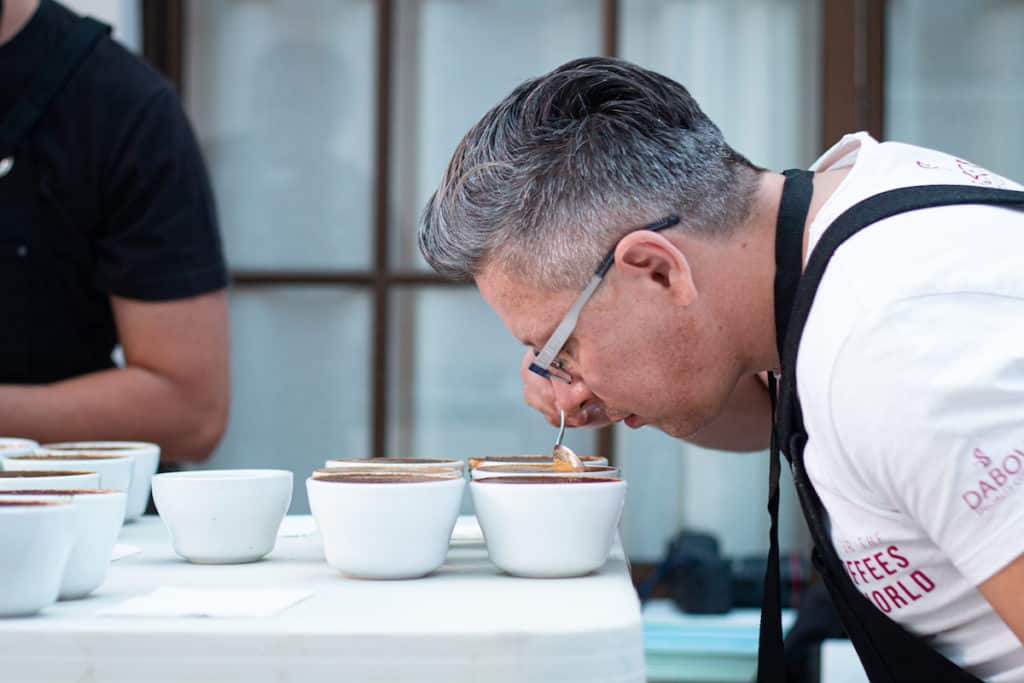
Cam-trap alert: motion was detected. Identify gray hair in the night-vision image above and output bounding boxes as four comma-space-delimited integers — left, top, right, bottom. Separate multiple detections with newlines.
418, 57, 762, 290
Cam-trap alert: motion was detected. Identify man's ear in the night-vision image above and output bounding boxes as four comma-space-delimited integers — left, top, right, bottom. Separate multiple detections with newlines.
614, 231, 697, 306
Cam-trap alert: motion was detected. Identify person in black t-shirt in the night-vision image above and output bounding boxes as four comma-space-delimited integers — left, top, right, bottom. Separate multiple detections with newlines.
0, 0, 229, 462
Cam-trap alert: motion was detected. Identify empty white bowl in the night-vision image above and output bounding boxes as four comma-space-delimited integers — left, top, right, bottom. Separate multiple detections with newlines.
308, 471, 465, 579
152, 469, 292, 564
0, 500, 75, 616
43, 442, 160, 522
471, 475, 627, 578
0, 470, 101, 491
0, 489, 127, 599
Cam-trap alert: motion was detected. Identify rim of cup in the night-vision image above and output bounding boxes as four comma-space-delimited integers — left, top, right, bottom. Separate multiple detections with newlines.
467, 454, 605, 467
325, 457, 462, 465
474, 463, 618, 474
313, 465, 462, 478
473, 475, 624, 485
10, 451, 132, 461
42, 441, 157, 452
0, 437, 38, 449
153, 469, 291, 482
0, 470, 98, 478
0, 488, 121, 496
311, 471, 463, 485
0, 499, 70, 507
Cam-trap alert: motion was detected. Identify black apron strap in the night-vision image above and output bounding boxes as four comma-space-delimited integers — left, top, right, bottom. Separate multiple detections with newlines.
771, 183, 1024, 682
757, 169, 814, 682
0, 16, 110, 154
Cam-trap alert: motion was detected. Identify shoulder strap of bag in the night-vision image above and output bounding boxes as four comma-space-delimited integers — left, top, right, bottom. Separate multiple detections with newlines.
0, 16, 111, 154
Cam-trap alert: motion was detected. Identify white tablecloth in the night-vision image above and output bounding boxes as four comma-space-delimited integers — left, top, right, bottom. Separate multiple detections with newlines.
0, 516, 644, 683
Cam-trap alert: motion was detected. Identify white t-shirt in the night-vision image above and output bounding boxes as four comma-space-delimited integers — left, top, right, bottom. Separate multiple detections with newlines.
800, 132, 1024, 681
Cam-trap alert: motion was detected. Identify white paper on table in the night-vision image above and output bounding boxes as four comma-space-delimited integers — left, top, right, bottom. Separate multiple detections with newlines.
111, 544, 141, 561
277, 516, 318, 538
99, 587, 313, 618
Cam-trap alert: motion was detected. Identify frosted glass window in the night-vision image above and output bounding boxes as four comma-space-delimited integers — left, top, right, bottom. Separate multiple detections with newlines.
886, 0, 1024, 181
388, 0, 603, 270
621, 0, 822, 169
618, 0, 821, 560
388, 287, 596, 461
202, 288, 371, 514
185, 0, 375, 270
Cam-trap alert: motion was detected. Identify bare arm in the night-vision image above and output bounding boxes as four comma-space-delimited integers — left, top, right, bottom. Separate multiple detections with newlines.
978, 554, 1024, 646
0, 290, 229, 462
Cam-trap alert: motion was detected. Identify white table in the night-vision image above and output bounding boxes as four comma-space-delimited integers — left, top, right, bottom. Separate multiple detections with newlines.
0, 516, 643, 683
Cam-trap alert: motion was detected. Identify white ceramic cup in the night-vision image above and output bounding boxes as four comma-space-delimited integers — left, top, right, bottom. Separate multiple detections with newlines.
0, 500, 75, 617
467, 454, 608, 470
471, 475, 627, 578
323, 457, 466, 476
308, 471, 465, 579
152, 469, 292, 564
0, 438, 38, 458
4, 452, 134, 500
472, 464, 620, 480
0, 489, 127, 600
43, 442, 160, 522
0, 470, 101, 491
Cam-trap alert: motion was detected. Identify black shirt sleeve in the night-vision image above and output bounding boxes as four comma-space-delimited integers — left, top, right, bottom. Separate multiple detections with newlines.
94, 85, 228, 301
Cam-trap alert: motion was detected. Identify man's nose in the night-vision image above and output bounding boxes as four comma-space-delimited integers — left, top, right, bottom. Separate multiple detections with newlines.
551, 376, 596, 426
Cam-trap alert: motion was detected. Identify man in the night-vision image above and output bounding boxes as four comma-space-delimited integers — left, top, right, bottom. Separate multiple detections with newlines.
0, 0, 229, 462
418, 57, 1024, 680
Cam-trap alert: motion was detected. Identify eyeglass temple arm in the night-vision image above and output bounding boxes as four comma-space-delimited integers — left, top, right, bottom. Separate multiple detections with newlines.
528, 273, 604, 380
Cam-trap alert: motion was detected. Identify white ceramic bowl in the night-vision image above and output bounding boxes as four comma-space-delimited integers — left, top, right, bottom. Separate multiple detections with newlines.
0, 470, 101, 491
0, 438, 38, 458
467, 454, 608, 470
308, 471, 465, 579
471, 475, 627, 578
0, 489, 127, 600
472, 464, 620, 480
323, 458, 466, 475
0, 500, 75, 616
43, 442, 160, 522
152, 469, 292, 564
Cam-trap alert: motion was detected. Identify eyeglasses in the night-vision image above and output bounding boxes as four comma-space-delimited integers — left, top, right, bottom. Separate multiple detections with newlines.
527, 214, 681, 384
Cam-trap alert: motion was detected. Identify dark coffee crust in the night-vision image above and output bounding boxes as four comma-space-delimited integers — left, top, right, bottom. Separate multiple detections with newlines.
9, 454, 130, 461
327, 458, 461, 465
0, 470, 95, 478
0, 500, 67, 507
0, 489, 118, 495
314, 472, 461, 484
475, 476, 621, 485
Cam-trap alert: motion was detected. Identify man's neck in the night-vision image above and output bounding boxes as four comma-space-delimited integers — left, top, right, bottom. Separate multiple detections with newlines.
0, 0, 40, 46
724, 167, 851, 373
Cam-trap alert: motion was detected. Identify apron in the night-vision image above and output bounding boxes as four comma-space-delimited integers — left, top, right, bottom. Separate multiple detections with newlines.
0, 16, 112, 383
757, 169, 1024, 682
